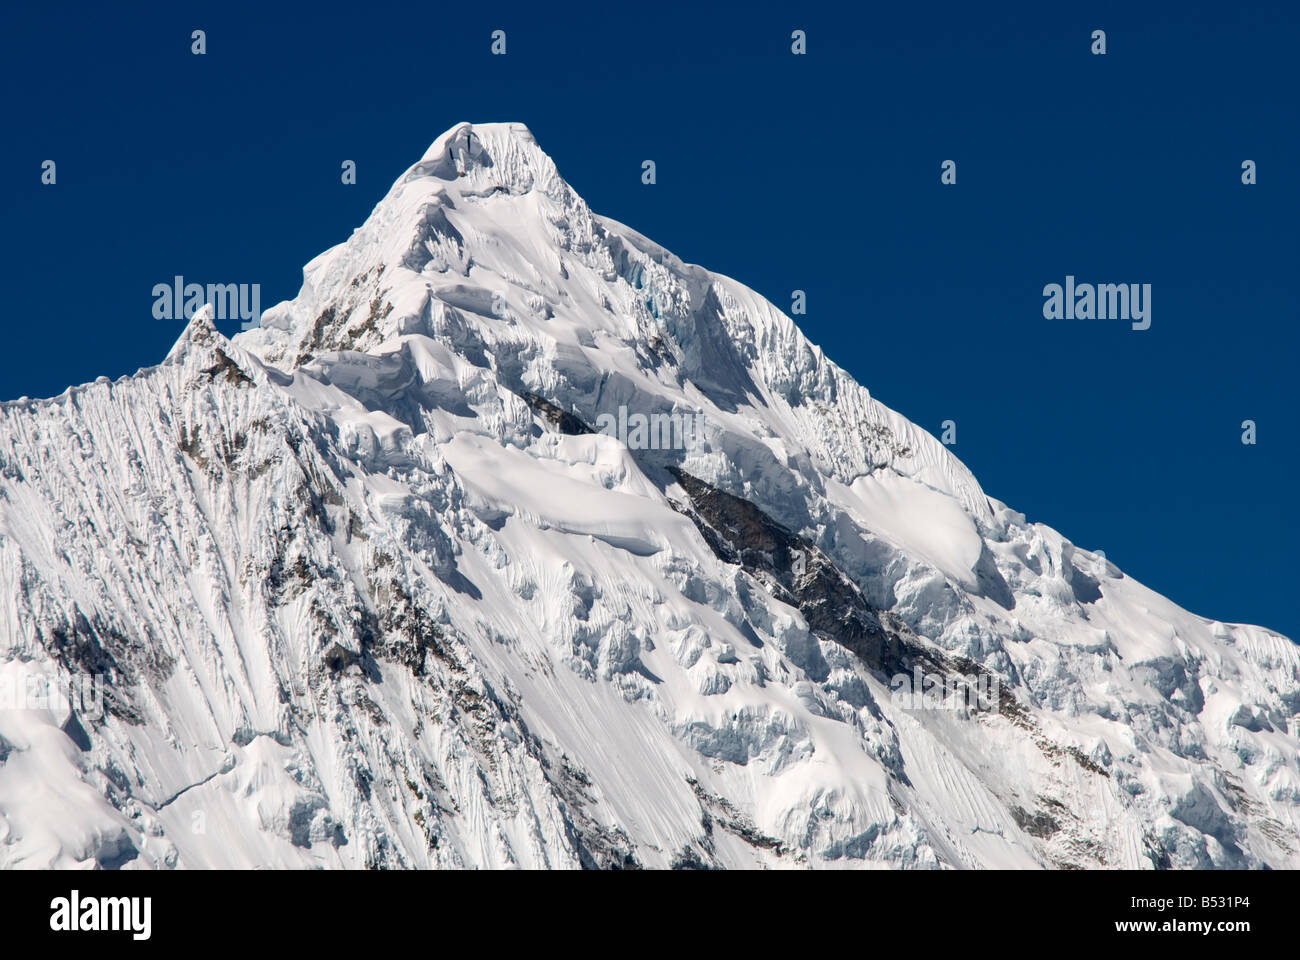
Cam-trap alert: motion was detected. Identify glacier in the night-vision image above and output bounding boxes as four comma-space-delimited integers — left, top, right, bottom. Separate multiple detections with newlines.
0, 121, 1296, 869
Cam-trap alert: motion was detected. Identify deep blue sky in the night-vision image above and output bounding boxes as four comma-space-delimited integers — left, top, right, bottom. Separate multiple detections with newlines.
3, 2, 1296, 639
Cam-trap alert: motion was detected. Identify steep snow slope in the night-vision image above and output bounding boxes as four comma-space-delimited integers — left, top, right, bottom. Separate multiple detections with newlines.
0, 122, 1296, 869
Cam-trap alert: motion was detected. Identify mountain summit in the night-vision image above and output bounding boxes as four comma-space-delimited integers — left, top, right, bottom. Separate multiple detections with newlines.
0, 122, 1296, 869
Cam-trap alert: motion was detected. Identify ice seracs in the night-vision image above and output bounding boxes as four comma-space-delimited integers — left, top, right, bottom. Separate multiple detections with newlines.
0, 122, 1296, 869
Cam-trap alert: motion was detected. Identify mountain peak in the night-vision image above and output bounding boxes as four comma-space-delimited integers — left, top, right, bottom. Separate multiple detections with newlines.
417, 121, 538, 164
1, 123, 1296, 870
164, 304, 220, 364
403, 120, 556, 192
237, 118, 994, 521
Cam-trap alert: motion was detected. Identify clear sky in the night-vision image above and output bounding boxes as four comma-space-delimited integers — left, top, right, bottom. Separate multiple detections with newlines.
3, 1, 1296, 639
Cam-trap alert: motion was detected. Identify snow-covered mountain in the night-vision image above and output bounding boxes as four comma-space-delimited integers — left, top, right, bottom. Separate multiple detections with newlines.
1, 121, 1296, 869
